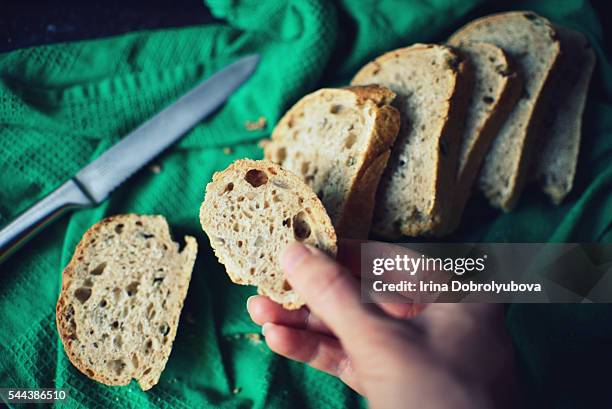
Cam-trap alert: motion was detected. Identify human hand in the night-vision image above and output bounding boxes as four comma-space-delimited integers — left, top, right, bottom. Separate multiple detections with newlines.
247, 241, 519, 409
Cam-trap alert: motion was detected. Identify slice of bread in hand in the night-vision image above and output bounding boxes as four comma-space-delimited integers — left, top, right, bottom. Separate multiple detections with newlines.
351, 44, 472, 238
449, 11, 562, 211
533, 26, 595, 204
263, 86, 400, 239
199, 159, 337, 309
439, 42, 523, 234
56, 215, 197, 391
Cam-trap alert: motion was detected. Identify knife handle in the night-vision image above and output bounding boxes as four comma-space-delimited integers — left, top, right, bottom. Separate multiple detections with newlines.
0, 180, 93, 264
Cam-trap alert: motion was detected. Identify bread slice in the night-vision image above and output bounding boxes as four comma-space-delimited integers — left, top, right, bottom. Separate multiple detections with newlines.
351, 44, 472, 238
438, 42, 523, 234
533, 26, 595, 204
449, 11, 562, 211
199, 159, 337, 309
263, 86, 400, 239
56, 215, 197, 391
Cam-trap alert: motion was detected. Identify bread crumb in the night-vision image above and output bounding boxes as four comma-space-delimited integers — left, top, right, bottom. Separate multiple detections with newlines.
245, 333, 262, 344
232, 387, 242, 394
223, 147, 233, 155
245, 117, 267, 131
150, 164, 162, 174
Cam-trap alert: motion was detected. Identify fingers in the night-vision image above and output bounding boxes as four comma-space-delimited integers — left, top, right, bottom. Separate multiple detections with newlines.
280, 242, 387, 346
247, 295, 332, 335
262, 323, 362, 394
378, 303, 427, 319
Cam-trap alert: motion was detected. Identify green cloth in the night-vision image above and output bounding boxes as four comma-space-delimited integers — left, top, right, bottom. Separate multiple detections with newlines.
0, 0, 611, 407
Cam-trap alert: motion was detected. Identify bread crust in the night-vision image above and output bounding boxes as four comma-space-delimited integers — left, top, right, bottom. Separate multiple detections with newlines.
56, 214, 197, 390
534, 26, 596, 204
449, 11, 562, 211
352, 44, 472, 238
438, 43, 523, 234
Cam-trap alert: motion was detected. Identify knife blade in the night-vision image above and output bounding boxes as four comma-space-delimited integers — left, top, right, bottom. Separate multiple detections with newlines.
0, 54, 260, 263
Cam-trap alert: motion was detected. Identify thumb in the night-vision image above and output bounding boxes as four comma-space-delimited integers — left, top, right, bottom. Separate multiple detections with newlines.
280, 242, 389, 347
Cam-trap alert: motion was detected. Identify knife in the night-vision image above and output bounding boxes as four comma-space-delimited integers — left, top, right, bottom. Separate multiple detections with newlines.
0, 54, 260, 263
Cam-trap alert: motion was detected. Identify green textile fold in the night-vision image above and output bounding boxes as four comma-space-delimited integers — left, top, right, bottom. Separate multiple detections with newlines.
0, 0, 611, 408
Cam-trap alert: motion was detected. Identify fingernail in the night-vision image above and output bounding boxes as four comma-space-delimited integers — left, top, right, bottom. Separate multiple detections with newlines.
280, 242, 310, 273
246, 295, 256, 311
261, 322, 271, 336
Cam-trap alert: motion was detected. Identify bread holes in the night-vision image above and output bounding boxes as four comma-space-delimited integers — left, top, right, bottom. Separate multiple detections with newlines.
153, 276, 164, 286
221, 182, 234, 195
300, 161, 310, 175
245, 169, 268, 187
144, 339, 153, 354
282, 280, 292, 291
482, 96, 494, 104
330, 104, 342, 114
126, 282, 139, 296
109, 359, 126, 375
276, 147, 287, 163
113, 335, 123, 348
132, 354, 139, 369
115, 224, 124, 234
83, 278, 93, 287
99, 299, 108, 308
143, 367, 152, 375
141, 232, 155, 239
254, 236, 264, 247
233, 223, 240, 233
90, 262, 107, 276
237, 240, 243, 248
112, 287, 122, 303
282, 218, 291, 228
111, 321, 119, 330
135, 221, 143, 227
344, 133, 357, 149
292, 211, 311, 241
159, 323, 170, 336
249, 267, 256, 275
74, 287, 92, 304
146, 303, 156, 319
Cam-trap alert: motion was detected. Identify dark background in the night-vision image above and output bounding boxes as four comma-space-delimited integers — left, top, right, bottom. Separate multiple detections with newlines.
2, 0, 610, 53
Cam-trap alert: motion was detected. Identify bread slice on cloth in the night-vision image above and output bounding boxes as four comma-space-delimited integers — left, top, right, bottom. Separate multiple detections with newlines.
351, 44, 472, 238
449, 11, 562, 211
56, 214, 197, 390
263, 85, 400, 239
533, 26, 596, 204
199, 159, 337, 309
439, 42, 523, 234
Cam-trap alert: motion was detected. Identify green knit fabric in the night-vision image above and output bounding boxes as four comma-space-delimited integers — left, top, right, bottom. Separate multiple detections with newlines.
0, 0, 611, 408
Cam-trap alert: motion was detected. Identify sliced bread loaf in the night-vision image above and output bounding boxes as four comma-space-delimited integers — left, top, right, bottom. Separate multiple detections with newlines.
449, 11, 562, 211
533, 26, 595, 204
56, 214, 197, 390
199, 159, 337, 309
439, 42, 523, 234
351, 44, 472, 238
263, 86, 400, 239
